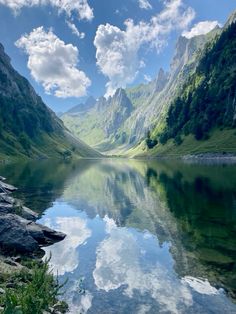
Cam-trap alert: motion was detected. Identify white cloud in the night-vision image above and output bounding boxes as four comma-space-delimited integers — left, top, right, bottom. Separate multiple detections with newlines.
66, 20, 85, 39
0, 0, 94, 21
182, 21, 221, 39
144, 74, 152, 82
182, 277, 220, 295
43, 216, 91, 276
94, 0, 195, 96
93, 218, 193, 314
15, 27, 91, 98
138, 0, 152, 10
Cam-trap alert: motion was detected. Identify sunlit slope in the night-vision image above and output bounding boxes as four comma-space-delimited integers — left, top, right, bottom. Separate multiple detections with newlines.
137, 13, 236, 157
0, 43, 101, 161
62, 28, 220, 155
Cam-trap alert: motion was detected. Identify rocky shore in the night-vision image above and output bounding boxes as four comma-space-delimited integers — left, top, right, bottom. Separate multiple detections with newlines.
0, 176, 67, 313
182, 153, 236, 164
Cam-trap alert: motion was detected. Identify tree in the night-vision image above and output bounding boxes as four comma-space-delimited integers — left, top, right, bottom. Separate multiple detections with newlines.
19, 133, 31, 150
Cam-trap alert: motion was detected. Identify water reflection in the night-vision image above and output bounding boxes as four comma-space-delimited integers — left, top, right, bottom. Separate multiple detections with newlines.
1, 159, 236, 313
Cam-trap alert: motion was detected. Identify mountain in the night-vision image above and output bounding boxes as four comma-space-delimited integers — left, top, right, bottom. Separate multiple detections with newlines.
0, 43, 101, 161
65, 96, 96, 115
61, 10, 236, 158
62, 25, 220, 155
62, 88, 133, 151
140, 14, 236, 157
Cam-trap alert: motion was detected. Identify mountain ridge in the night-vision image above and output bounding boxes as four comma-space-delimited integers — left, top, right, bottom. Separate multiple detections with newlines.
0, 43, 102, 161
62, 25, 221, 155
135, 13, 236, 157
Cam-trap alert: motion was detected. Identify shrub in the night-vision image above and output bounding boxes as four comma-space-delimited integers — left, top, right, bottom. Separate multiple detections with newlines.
0, 258, 68, 314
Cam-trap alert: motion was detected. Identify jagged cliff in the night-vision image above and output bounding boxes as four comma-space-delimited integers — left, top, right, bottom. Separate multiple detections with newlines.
139, 12, 236, 157
62, 26, 220, 154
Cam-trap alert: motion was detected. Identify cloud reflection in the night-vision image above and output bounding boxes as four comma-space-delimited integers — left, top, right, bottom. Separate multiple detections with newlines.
43, 216, 91, 275
93, 217, 193, 314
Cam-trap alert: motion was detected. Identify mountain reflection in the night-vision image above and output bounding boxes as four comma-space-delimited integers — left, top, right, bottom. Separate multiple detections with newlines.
5, 159, 236, 313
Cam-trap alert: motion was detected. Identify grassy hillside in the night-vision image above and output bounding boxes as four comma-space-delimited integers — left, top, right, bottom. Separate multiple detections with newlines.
0, 43, 101, 161
62, 28, 219, 155
142, 20, 236, 157
132, 129, 236, 158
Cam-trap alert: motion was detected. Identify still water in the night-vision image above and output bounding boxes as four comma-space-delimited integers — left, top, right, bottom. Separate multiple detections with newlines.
1, 159, 236, 313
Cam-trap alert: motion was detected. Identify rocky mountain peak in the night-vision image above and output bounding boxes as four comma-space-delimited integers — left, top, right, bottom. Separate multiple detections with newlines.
225, 10, 236, 28
65, 96, 96, 115
112, 88, 133, 111
0, 43, 11, 65
154, 68, 169, 93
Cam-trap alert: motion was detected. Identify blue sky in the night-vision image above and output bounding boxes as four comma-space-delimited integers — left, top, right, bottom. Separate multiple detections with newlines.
0, 0, 235, 112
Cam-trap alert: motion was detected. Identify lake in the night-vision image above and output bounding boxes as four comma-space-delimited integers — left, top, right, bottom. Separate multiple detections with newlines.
1, 159, 236, 314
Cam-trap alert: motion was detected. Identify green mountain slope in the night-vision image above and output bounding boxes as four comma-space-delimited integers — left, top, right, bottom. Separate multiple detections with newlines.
62, 88, 134, 151
0, 43, 101, 161
140, 17, 236, 157
62, 27, 220, 155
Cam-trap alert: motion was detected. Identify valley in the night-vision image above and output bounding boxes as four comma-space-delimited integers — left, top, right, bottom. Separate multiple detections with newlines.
61, 12, 236, 159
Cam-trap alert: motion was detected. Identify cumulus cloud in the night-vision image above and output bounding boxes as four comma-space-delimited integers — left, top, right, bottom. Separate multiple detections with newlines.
94, 0, 195, 96
15, 27, 91, 98
93, 217, 193, 313
138, 0, 152, 10
182, 20, 221, 39
144, 74, 152, 82
66, 20, 85, 39
182, 277, 220, 295
43, 216, 91, 276
0, 0, 94, 21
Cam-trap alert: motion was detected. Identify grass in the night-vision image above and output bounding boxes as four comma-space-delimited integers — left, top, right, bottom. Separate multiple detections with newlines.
62, 112, 105, 147
0, 258, 68, 314
0, 128, 101, 163
132, 128, 236, 157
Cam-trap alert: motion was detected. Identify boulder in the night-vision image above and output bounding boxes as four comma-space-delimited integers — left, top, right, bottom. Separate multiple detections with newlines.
0, 193, 15, 204
26, 221, 66, 246
0, 214, 66, 255
0, 181, 17, 192
0, 202, 38, 220
21, 206, 39, 220
0, 214, 39, 254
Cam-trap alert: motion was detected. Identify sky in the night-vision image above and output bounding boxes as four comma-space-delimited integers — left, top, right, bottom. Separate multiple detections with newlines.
0, 0, 235, 112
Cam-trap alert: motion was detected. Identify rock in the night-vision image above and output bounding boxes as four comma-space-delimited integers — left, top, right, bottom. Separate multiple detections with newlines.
4, 258, 19, 267
26, 221, 66, 246
0, 288, 5, 294
0, 203, 14, 214
21, 206, 39, 220
53, 301, 69, 313
11, 255, 21, 263
0, 198, 38, 220
6, 282, 16, 288
0, 181, 17, 192
0, 193, 15, 204
0, 214, 39, 254
0, 176, 6, 181
0, 214, 66, 255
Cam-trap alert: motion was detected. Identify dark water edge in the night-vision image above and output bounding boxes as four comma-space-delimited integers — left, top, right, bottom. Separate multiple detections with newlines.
1, 159, 236, 313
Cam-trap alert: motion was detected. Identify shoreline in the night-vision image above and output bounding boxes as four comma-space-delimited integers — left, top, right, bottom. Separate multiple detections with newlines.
0, 177, 68, 313
133, 152, 236, 164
